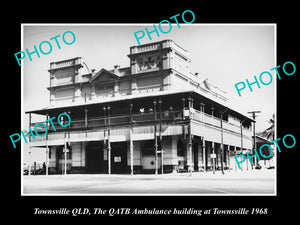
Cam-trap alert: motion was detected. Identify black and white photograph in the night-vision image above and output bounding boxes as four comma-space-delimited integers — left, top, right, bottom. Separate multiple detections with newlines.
21, 24, 276, 195
4, 5, 298, 221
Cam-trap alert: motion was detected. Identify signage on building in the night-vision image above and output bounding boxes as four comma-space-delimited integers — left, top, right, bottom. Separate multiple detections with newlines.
114, 156, 121, 162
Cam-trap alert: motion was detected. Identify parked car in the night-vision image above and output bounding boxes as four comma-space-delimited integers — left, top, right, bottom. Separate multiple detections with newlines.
23, 163, 44, 175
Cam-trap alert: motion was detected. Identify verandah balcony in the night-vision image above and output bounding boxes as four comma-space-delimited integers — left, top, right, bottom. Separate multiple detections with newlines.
30, 109, 251, 141
192, 109, 252, 136
30, 110, 184, 133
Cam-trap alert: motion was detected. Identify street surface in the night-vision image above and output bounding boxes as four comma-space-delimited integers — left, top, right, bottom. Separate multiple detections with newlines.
23, 170, 275, 195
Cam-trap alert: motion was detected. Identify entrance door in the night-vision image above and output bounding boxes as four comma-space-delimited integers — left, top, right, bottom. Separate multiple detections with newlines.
111, 142, 128, 174
86, 141, 104, 173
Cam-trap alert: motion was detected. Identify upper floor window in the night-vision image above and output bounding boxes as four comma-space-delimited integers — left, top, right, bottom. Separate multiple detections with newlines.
97, 86, 114, 97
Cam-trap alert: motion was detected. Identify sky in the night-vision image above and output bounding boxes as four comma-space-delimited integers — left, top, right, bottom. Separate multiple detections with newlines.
22, 24, 276, 162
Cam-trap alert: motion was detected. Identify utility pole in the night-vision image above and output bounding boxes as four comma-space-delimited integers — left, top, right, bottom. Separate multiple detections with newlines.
103, 106, 111, 174
28, 113, 32, 176
240, 118, 248, 171
212, 142, 215, 175
45, 114, 49, 176
188, 97, 193, 177
107, 105, 111, 175
61, 113, 67, 175
153, 100, 158, 175
220, 107, 228, 175
64, 140, 67, 175
247, 111, 261, 168
103, 106, 106, 172
129, 103, 134, 175
158, 99, 163, 174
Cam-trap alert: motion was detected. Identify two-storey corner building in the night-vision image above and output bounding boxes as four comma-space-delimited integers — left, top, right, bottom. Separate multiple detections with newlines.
26, 39, 254, 174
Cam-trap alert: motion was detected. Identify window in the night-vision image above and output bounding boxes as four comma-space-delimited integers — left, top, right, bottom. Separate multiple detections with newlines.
97, 86, 114, 97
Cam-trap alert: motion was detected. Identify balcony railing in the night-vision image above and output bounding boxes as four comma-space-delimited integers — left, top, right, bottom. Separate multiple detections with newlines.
30, 108, 251, 138
30, 110, 183, 133
192, 109, 252, 136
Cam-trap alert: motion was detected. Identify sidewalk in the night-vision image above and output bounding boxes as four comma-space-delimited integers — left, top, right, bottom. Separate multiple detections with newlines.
23, 168, 275, 180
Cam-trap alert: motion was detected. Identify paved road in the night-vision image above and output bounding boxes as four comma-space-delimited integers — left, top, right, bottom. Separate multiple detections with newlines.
23, 170, 275, 195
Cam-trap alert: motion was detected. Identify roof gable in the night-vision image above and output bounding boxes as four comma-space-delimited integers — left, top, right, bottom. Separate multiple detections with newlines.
89, 68, 119, 83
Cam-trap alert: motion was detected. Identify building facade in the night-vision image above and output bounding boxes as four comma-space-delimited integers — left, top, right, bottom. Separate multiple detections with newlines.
27, 39, 254, 174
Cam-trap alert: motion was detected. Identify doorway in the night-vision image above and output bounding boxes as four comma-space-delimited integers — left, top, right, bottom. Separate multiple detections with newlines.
86, 141, 104, 173
111, 142, 128, 174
